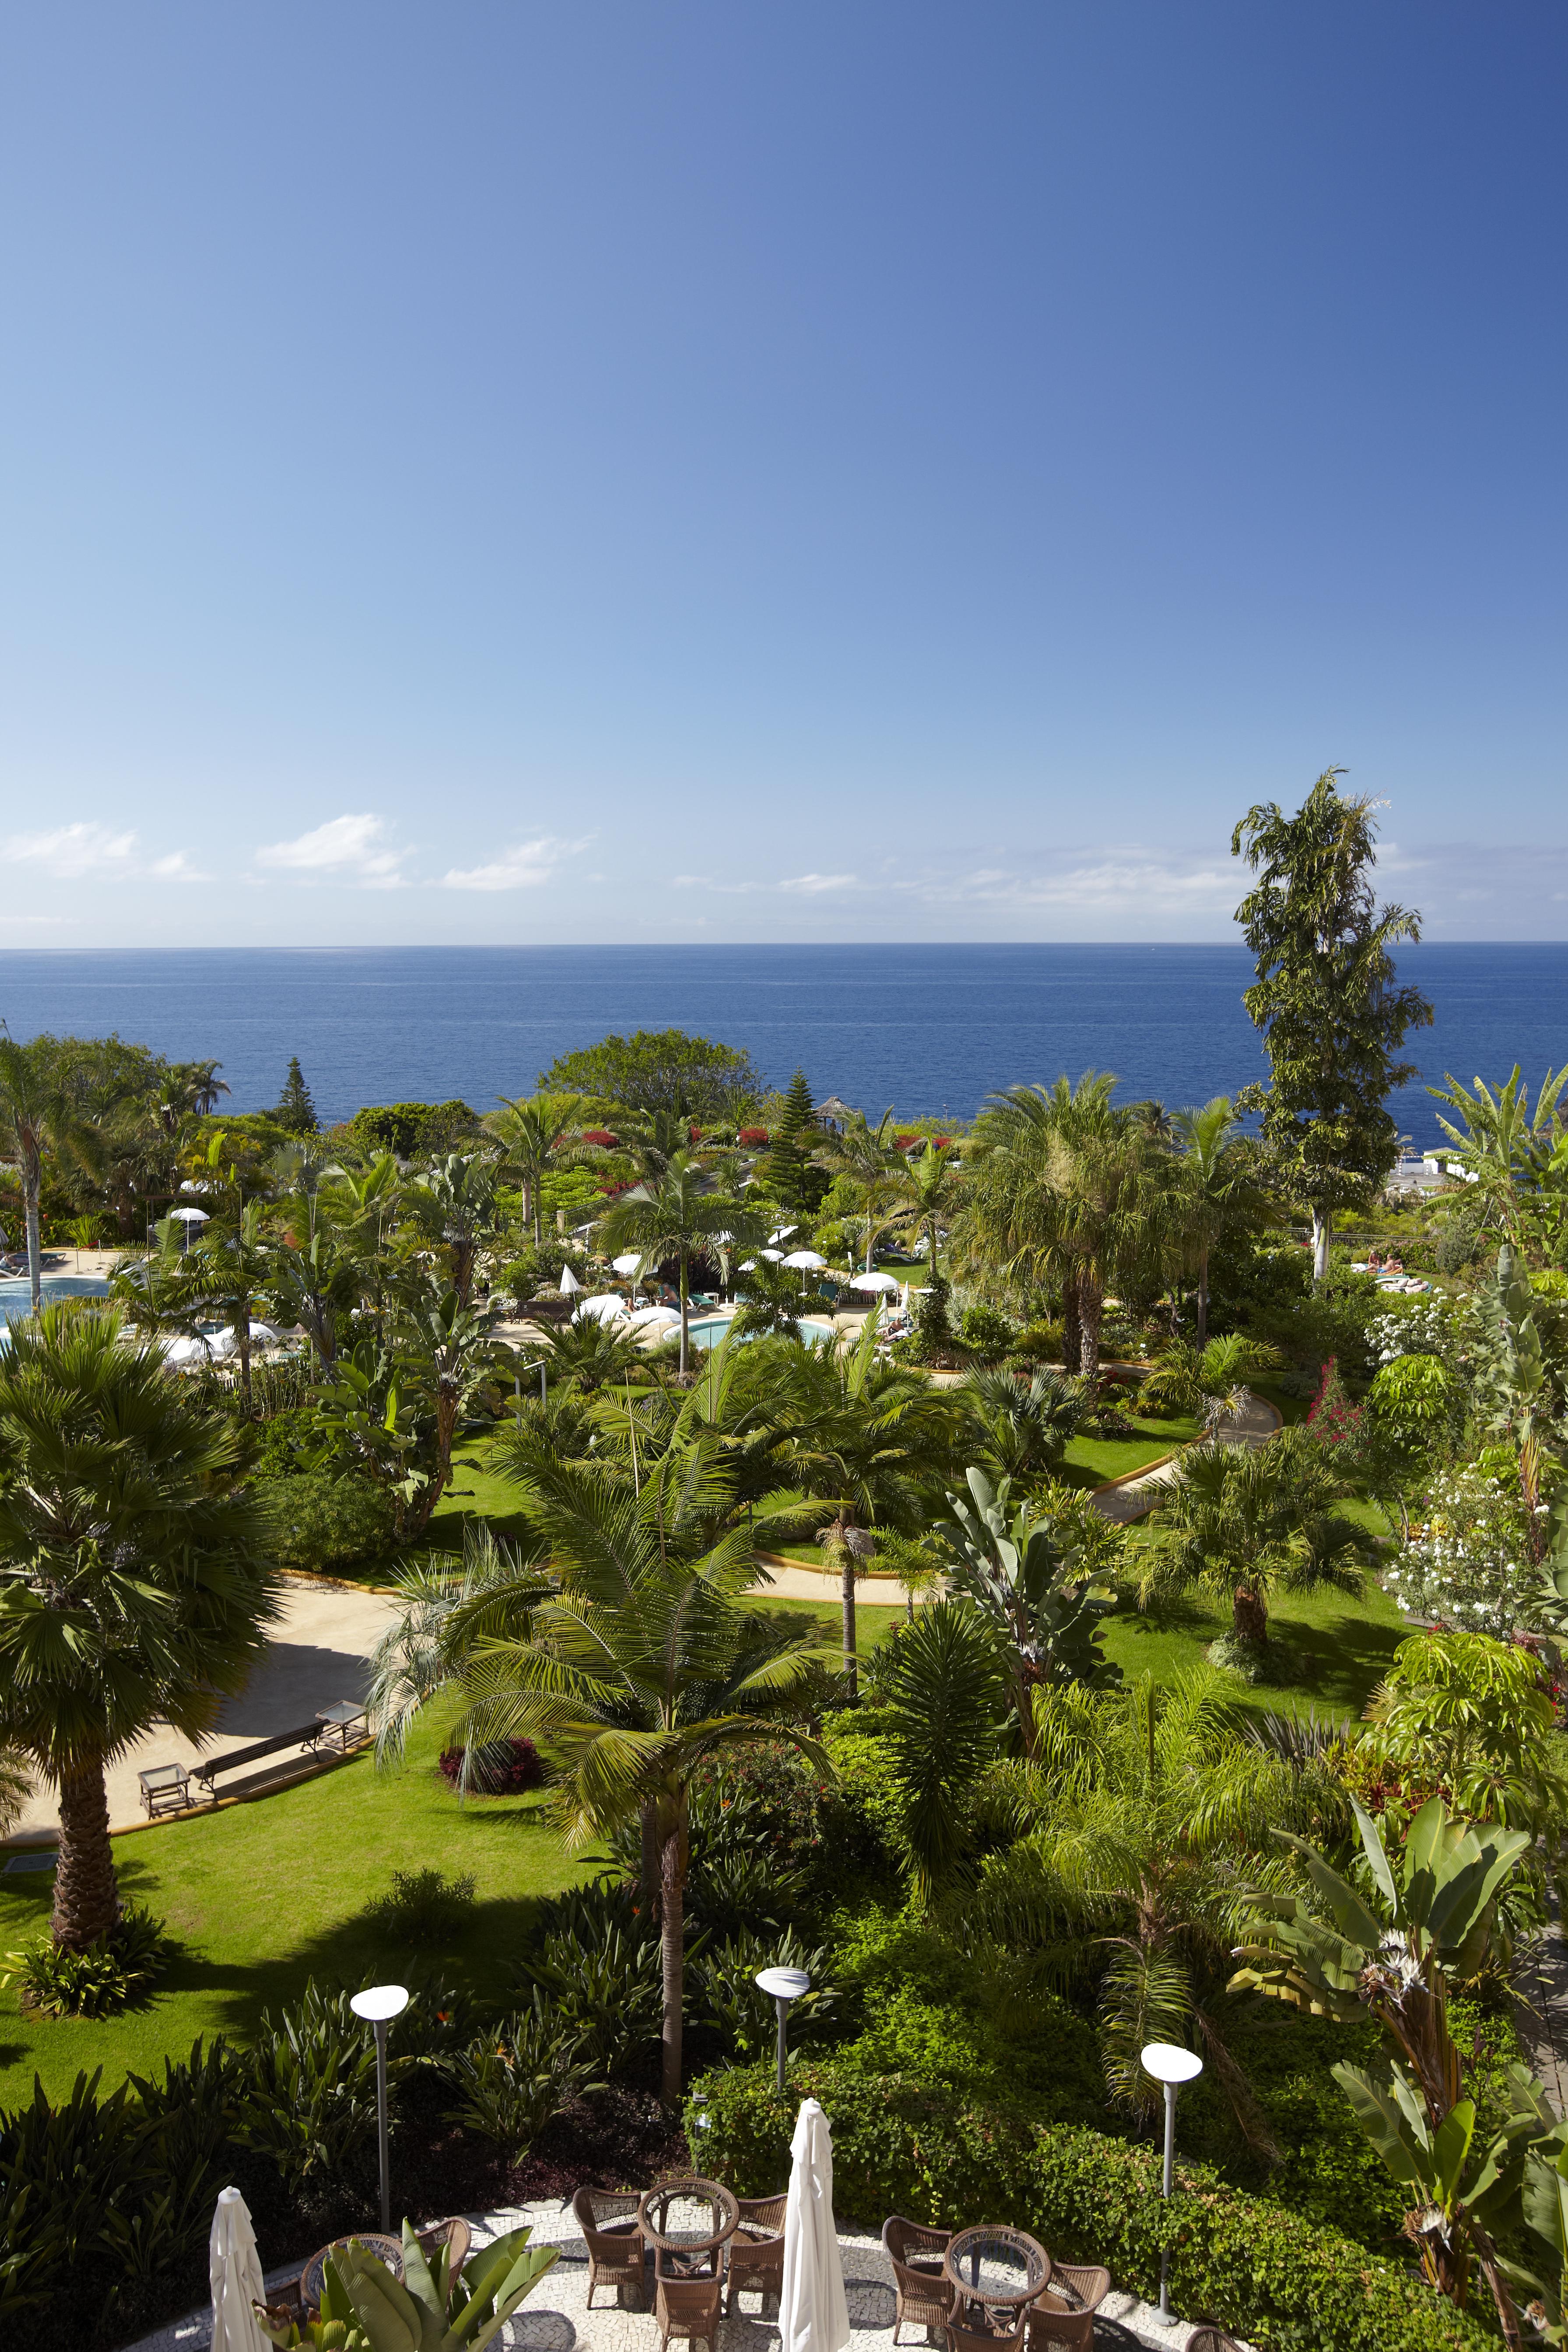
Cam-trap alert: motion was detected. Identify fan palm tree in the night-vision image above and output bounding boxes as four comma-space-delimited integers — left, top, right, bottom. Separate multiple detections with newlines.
975, 1670, 1323, 2140
1145, 1427, 1369, 1652
441, 1446, 832, 2101
598, 1151, 761, 1374
485, 1092, 592, 1245
0, 1306, 280, 1948
813, 1110, 904, 1271
1138, 1332, 1283, 1427
959, 1362, 1091, 1485
1170, 1098, 1275, 1346
888, 1139, 963, 1278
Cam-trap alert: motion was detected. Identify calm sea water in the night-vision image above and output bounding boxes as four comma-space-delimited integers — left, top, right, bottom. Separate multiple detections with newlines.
0, 944, 1562, 1150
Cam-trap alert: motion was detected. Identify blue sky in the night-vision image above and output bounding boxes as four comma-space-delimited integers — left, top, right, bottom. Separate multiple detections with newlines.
2, 4, 1564, 946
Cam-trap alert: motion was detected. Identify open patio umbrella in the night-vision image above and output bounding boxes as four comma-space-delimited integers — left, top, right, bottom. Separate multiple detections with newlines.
169, 1205, 209, 1253
626, 1304, 681, 1330
848, 1270, 901, 1294
610, 1252, 644, 1276
575, 1294, 625, 1324
768, 1224, 799, 1245
759, 1247, 785, 1263
782, 1250, 828, 1270
209, 2185, 269, 2352
780, 2100, 850, 2352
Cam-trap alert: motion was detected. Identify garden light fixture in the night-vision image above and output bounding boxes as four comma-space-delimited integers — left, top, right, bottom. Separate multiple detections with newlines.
755, 1965, 811, 2093
351, 1983, 410, 2231
1140, 2041, 1203, 2323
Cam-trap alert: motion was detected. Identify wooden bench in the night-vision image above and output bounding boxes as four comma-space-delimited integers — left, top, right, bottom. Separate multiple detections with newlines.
192, 1723, 326, 1800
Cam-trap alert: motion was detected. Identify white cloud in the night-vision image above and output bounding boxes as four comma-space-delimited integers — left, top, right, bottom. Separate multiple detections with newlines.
255, 813, 406, 887
5, 822, 137, 878
150, 851, 213, 883
929, 858, 1236, 909
779, 872, 862, 895
0, 913, 69, 927
440, 836, 588, 891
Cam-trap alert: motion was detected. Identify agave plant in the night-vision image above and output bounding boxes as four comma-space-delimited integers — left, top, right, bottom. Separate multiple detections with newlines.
1230, 1794, 1551, 2345
258, 2217, 558, 2352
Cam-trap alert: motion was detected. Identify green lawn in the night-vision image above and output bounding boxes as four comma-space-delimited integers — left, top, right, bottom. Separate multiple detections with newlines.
0, 1707, 590, 2105
1059, 1411, 1200, 1486
1102, 1574, 1408, 1722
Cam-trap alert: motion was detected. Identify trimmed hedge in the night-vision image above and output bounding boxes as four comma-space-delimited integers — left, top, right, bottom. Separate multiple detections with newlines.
688, 2054, 1495, 2352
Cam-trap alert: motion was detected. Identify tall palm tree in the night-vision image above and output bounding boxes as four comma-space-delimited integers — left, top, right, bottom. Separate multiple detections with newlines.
1146, 1427, 1369, 1651
813, 1110, 904, 1271
887, 1139, 964, 1278
485, 1092, 592, 1245
598, 1151, 761, 1374
0, 1032, 102, 1314
182, 1198, 274, 1411
0, 1307, 280, 1948
442, 1448, 831, 2102
404, 1152, 504, 1306
1170, 1099, 1273, 1346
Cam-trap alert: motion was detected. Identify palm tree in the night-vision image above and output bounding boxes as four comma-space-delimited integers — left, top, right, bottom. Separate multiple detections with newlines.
182, 1198, 274, 1411
773, 1313, 959, 1696
598, 1150, 761, 1374
1145, 1427, 1369, 1652
730, 1256, 805, 1343
404, 1152, 504, 1305
959, 1362, 1091, 1485
975, 1670, 1322, 2141
1170, 1098, 1274, 1347
485, 1092, 591, 1245
813, 1109, 904, 1271
1138, 1332, 1283, 1427
0, 1306, 280, 1948
888, 1139, 963, 1278
391, 1275, 504, 1534
440, 1449, 831, 2101
0, 1032, 102, 1314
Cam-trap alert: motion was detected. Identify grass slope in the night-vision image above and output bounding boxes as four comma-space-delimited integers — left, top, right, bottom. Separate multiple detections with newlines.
0, 1709, 589, 2105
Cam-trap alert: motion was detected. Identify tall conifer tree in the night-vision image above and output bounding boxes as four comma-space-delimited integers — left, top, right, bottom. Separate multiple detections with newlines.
764, 1067, 817, 1211
272, 1056, 319, 1136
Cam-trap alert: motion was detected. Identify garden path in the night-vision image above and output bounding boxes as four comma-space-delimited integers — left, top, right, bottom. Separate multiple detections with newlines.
124, 2194, 1221, 2352
1515, 1885, 1568, 2120
6, 1576, 400, 1845
1091, 1391, 1283, 1525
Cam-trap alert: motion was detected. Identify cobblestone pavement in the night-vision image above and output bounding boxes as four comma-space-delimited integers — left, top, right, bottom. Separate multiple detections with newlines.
125, 2199, 1216, 2352
1515, 1885, 1568, 2121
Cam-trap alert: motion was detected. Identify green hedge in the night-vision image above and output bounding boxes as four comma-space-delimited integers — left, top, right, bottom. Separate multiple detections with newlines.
688, 2054, 1495, 2352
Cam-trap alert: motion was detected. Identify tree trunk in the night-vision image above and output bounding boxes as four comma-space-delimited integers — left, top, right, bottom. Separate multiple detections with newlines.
841, 1547, 859, 1701
1079, 1280, 1104, 1383
678, 1248, 689, 1376
53, 1758, 119, 1950
1232, 1581, 1269, 1648
1196, 1245, 1210, 1350
1062, 1280, 1082, 1373
659, 1822, 684, 2106
640, 1799, 661, 1921
24, 1161, 43, 1317
238, 1294, 252, 1415
1311, 1206, 1331, 1283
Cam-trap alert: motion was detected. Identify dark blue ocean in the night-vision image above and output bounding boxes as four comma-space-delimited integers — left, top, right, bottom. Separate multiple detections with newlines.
0, 944, 1562, 1150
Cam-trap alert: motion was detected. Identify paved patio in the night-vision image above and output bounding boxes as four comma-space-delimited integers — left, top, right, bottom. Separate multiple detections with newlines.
124, 2197, 1213, 2352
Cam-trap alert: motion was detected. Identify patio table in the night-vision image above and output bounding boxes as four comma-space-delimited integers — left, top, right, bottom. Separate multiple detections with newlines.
638, 2176, 739, 2278
316, 1699, 370, 1752
943, 2226, 1051, 2337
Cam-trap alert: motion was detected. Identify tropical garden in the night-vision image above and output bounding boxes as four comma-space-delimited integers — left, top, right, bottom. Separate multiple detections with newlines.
3, 775, 1568, 2352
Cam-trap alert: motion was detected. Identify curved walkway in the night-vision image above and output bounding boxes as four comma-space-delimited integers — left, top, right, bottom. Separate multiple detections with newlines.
1091, 1390, 1284, 1525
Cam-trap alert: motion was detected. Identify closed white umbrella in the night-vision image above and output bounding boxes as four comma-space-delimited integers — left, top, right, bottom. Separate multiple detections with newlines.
558, 1264, 583, 1295
209, 2185, 268, 2352
782, 1250, 828, 1270
848, 1270, 901, 1294
779, 2099, 850, 2352
611, 1252, 644, 1277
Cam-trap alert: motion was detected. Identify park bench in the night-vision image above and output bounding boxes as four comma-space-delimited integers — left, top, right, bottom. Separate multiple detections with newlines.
191, 1723, 326, 1800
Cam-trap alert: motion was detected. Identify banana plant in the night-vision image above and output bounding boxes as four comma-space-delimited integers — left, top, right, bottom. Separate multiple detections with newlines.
259, 2219, 559, 2352
941, 1466, 1119, 1753
1498, 2128, 1568, 2347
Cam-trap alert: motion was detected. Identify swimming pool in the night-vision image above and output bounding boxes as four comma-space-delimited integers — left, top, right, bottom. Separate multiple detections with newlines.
684, 1314, 836, 1350
0, 1274, 112, 1334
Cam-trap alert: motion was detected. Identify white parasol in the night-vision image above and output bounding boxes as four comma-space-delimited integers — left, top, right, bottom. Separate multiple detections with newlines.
611, 1252, 644, 1276
575, 1294, 625, 1325
848, 1270, 901, 1293
782, 1250, 828, 1270
626, 1304, 681, 1330
558, 1264, 583, 1295
779, 2099, 850, 2352
209, 2185, 269, 2352
768, 1225, 799, 1244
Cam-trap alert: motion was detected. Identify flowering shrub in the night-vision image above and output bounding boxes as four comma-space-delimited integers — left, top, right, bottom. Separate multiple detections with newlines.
1385, 1463, 1538, 1635
1306, 1357, 1364, 1453
738, 1127, 769, 1146
1367, 1301, 1450, 1366
437, 1737, 543, 1794
580, 1127, 619, 1147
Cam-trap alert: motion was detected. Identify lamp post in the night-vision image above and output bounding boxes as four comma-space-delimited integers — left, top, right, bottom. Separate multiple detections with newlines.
1140, 2042, 1203, 2323
351, 1984, 410, 2232
755, 1966, 810, 2094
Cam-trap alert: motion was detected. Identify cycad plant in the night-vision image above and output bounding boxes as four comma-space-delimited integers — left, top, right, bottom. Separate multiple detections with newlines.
428, 1445, 832, 2102
0, 1307, 279, 1948
974, 1670, 1321, 2142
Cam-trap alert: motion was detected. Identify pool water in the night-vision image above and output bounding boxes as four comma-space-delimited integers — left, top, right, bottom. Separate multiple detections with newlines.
685, 1314, 835, 1350
0, 1274, 112, 1331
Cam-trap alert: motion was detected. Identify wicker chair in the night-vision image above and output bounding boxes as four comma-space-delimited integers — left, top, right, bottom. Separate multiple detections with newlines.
573, 2187, 646, 2310
1022, 2264, 1112, 2352
726, 2192, 787, 2313
655, 2248, 724, 2352
948, 2318, 1026, 2352
416, 2218, 471, 2286
1186, 2332, 1246, 2352
883, 2216, 957, 2345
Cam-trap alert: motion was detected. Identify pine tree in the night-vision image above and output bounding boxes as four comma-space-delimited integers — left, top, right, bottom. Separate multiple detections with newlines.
272, 1056, 319, 1136
764, 1067, 817, 1211
1232, 770, 1431, 1282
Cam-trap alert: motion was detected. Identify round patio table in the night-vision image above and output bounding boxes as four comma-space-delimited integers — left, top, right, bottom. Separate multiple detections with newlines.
301, 2231, 405, 2311
943, 2226, 1051, 2332
638, 2177, 739, 2278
